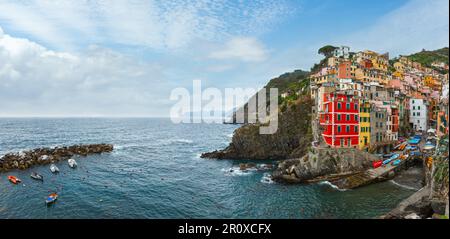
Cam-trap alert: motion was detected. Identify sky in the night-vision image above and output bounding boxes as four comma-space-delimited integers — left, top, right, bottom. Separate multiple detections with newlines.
0, 0, 448, 117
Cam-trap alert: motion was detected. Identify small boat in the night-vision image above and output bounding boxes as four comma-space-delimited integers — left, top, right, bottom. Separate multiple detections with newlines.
423, 142, 436, 150
383, 154, 398, 165
393, 143, 405, 150
392, 159, 402, 166
382, 153, 394, 159
390, 153, 400, 160
30, 172, 44, 181
50, 164, 59, 173
68, 158, 77, 168
373, 160, 383, 169
8, 176, 21, 184
46, 193, 58, 205
383, 158, 393, 165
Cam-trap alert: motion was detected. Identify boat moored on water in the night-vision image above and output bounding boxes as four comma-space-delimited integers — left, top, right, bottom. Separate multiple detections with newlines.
50, 164, 60, 173
68, 158, 77, 168
30, 172, 44, 181
46, 193, 58, 205
8, 176, 21, 184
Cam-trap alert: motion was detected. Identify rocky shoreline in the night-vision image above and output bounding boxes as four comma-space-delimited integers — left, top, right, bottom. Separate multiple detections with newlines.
271, 147, 378, 184
0, 144, 114, 172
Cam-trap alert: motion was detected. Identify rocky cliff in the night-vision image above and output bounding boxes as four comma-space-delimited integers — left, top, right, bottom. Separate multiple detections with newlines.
227, 70, 310, 124
202, 95, 313, 160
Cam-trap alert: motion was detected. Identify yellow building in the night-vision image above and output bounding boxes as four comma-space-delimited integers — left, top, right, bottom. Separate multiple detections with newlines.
424, 75, 441, 90
354, 69, 389, 85
359, 100, 371, 150
394, 62, 405, 73
371, 56, 389, 72
393, 71, 403, 79
424, 75, 434, 86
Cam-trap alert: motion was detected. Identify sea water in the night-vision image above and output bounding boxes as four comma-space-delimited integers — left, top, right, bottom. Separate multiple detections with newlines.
0, 118, 416, 219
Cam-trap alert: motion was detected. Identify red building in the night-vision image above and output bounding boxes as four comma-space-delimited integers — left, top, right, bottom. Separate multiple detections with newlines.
361, 59, 373, 69
319, 92, 359, 148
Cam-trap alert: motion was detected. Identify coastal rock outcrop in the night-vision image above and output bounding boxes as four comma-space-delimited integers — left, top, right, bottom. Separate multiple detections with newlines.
381, 186, 433, 219
271, 147, 379, 183
0, 144, 113, 173
202, 96, 313, 160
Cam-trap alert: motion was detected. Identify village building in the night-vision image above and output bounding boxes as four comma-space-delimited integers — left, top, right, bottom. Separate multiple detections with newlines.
409, 98, 428, 131
310, 46, 447, 153
359, 100, 371, 150
370, 105, 388, 145
319, 92, 359, 148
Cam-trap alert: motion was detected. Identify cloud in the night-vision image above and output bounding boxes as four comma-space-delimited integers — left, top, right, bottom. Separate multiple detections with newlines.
209, 37, 268, 62
344, 0, 449, 56
0, 0, 292, 51
206, 64, 235, 73
0, 27, 171, 117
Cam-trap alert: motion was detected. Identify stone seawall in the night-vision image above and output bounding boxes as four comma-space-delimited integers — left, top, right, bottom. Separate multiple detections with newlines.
0, 144, 114, 172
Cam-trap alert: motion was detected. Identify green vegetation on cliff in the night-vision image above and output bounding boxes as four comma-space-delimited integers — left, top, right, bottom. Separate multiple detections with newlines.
265, 70, 310, 95
230, 69, 310, 124
407, 47, 449, 73
203, 95, 313, 160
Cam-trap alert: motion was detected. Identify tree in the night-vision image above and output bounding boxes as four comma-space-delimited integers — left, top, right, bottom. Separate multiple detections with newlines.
318, 45, 338, 58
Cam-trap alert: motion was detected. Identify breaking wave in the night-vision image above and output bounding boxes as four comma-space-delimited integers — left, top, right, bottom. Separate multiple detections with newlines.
221, 167, 257, 176
389, 180, 419, 191
319, 181, 348, 191
260, 173, 274, 184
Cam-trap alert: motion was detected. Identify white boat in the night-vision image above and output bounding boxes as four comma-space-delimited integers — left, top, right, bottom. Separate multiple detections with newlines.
68, 158, 77, 168
50, 164, 60, 173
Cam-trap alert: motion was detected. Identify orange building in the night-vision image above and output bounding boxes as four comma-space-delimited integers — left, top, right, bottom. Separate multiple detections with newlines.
338, 61, 352, 79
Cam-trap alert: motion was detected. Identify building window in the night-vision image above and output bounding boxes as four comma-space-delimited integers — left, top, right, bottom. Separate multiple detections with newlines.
337, 114, 341, 121
346, 114, 350, 121
337, 126, 341, 132
417, 112, 420, 116
346, 103, 350, 110
354, 104, 358, 110
355, 126, 358, 132
355, 115, 358, 121
338, 103, 341, 110
346, 125, 350, 132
